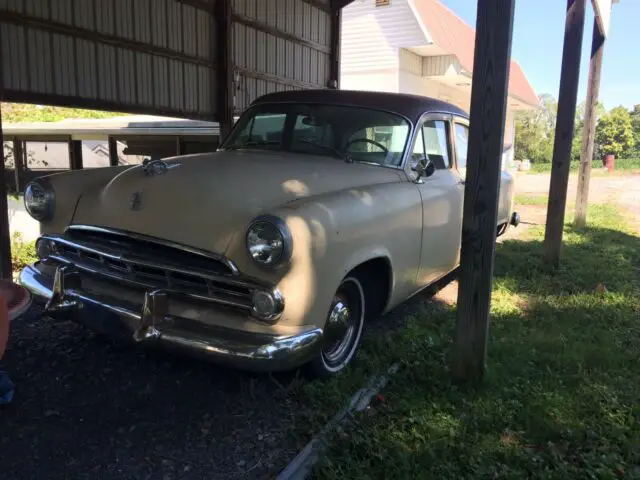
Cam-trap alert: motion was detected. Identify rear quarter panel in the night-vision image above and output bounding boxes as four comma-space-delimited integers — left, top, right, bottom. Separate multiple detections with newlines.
498, 170, 516, 225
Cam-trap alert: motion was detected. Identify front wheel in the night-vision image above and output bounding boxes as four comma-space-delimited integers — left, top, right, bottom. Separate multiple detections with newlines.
305, 276, 366, 379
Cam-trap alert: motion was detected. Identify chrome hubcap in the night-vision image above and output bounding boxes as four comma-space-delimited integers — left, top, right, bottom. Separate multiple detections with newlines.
323, 296, 357, 365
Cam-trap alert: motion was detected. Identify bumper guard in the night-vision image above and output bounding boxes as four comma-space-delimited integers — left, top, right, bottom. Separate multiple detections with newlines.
19, 264, 322, 372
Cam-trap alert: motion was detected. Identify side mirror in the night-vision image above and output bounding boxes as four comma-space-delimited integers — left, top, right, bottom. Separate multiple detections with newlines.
414, 158, 435, 183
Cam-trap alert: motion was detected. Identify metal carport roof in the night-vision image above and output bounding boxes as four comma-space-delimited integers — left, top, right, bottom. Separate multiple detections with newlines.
0, 0, 354, 278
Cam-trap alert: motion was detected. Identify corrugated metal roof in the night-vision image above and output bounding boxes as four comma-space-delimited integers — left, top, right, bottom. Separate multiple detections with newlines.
2, 115, 220, 138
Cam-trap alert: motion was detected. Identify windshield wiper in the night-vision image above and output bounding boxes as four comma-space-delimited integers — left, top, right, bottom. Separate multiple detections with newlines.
298, 139, 352, 163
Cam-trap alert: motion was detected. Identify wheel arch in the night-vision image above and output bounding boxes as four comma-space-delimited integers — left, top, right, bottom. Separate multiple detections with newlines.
346, 255, 394, 320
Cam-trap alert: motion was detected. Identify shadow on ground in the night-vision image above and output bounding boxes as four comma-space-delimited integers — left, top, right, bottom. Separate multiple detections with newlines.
315, 223, 640, 479
0, 271, 454, 479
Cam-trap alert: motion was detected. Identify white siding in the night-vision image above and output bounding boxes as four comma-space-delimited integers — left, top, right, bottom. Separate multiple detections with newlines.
341, 70, 399, 93
399, 48, 422, 76
340, 0, 427, 75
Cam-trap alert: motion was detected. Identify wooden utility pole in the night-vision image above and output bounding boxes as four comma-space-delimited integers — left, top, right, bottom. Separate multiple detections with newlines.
574, 20, 606, 227
543, 0, 586, 266
452, 0, 515, 384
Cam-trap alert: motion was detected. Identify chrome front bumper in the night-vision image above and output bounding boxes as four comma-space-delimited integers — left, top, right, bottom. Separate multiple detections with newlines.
19, 264, 323, 372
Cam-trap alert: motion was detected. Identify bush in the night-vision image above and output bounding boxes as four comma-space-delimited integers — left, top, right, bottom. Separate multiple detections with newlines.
10, 232, 37, 271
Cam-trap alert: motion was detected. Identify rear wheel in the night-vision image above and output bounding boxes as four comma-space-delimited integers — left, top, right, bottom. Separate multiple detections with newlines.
305, 276, 365, 379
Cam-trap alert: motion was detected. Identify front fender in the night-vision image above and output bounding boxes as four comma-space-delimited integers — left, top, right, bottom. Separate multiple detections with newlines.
29, 166, 133, 235
226, 179, 423, 330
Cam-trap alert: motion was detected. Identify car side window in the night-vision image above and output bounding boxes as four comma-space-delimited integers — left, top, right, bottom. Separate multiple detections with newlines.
421, 120, 451, 169
454, 123, 469, 171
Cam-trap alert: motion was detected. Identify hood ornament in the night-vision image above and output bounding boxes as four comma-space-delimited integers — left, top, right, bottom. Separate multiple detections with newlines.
142, 159, 180, 177
130, 190, 143, 211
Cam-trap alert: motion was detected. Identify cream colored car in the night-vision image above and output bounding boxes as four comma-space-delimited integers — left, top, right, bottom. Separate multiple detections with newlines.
19, 90, 519, 378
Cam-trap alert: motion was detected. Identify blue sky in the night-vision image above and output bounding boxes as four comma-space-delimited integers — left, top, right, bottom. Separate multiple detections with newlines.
440, 0, 639, 110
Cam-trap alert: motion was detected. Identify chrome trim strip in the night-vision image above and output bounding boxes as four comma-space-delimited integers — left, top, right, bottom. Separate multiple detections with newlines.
65, 224, 240, 275
19, 265, 320, 372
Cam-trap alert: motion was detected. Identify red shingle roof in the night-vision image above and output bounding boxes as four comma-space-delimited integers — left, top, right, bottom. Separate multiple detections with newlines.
413, 0, 539, 107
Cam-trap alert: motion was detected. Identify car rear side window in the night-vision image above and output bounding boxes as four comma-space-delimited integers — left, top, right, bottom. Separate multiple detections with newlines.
454, 123, 469, 171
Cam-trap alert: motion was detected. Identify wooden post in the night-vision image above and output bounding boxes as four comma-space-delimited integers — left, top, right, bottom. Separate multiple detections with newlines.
452, 0, 515, 384
543, 0, 586, 265
574, 20, 605, 227
108, 136, 119, 166
329, 7, 341, 87
12, 138, 24, 193
69, 140, 83, 170
215, 0, 234, 140
0, 104, 12, 280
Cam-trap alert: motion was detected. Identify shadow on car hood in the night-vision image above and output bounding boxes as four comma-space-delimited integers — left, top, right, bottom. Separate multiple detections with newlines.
70, 150, 405, 255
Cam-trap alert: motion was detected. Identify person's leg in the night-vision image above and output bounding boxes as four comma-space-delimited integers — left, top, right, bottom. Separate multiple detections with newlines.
0, 294, 14, 405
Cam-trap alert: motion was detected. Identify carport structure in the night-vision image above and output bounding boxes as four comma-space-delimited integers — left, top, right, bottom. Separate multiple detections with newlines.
0, 0, 617, 387
0, 0, 350, 278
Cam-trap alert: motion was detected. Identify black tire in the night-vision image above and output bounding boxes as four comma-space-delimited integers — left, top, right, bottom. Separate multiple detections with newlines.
305, 276, 366, 379
496, 223, 508, 237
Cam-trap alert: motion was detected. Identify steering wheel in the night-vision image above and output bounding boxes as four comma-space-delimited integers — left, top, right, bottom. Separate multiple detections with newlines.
344, 138, 389, 155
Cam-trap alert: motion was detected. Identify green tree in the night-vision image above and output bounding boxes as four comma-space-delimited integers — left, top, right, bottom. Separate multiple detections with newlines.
514, 93, 556, 163
630, 104, 640, 156
571, 100, 606, 161
595, 106, 635, 158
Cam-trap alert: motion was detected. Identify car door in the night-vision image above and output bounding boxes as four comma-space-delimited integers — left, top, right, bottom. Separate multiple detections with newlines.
412, 114, 464, 288
452, 116, 514, 227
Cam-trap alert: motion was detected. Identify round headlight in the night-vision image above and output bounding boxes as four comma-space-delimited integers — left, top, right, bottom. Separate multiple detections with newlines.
246, 215, 292, 267
24, 180, 55, 221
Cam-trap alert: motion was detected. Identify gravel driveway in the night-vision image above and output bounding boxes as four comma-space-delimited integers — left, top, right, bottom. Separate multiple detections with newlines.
515, 172, 640, 218
1, 286, 445, 480
2, 307, 313, 480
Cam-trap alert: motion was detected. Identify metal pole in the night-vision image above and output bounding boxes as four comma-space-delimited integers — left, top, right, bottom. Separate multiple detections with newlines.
574, 20, 605, 227
215, 0, 234, 140
543, 0, 586, 266
12, 138, 24, 193
69, 140, 83, 170
452, 0, 516, 385
0, 104, 12, 280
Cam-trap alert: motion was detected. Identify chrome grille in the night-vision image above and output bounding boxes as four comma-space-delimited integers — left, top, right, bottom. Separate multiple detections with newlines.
43, 227, 255, 311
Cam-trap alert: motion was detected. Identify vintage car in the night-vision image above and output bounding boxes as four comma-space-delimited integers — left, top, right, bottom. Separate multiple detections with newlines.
19, 90, 519, 378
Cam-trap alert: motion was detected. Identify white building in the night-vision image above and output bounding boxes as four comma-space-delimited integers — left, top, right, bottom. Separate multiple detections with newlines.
340, 0, 539, 150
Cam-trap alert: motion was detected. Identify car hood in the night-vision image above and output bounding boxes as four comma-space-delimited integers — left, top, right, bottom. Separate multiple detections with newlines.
71, 150, 405, 255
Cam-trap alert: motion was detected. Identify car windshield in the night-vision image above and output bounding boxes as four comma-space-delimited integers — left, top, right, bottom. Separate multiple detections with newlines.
222, 103, 411, 167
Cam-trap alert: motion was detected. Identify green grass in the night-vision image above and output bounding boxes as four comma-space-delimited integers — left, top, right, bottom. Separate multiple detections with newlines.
515, 194, 548, 206
1, 102, 126, 123
302, 204, 640, 479
524, 158, 640, 174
